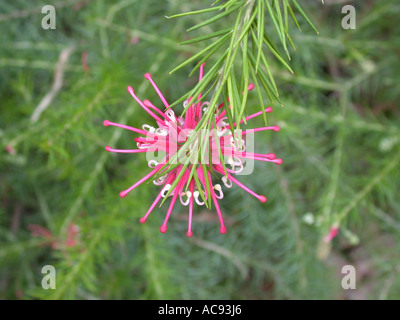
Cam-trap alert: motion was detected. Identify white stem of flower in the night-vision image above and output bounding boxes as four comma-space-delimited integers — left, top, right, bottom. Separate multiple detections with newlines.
193, 190, 205, 206
213, 184, 224, 199
161, 184, 171, 198
222, 176, 232, 188
148, 160, 159, 168
142, 124, 156, 133
155, 127, 168, 136
179, 191, 192, 206
153, 175, 166, 186
165, 109, 176, 123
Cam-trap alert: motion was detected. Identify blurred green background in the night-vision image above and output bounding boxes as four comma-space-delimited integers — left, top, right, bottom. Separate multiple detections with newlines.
1, 0, 399, 299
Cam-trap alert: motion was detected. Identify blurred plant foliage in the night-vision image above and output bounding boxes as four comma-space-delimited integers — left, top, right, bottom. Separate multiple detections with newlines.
0, 0, 399, 300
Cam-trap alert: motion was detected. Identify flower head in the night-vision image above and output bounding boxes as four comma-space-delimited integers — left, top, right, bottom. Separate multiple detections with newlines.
324, 226, 339, 243
29, 223, 80, 249
104, 64, 282, 236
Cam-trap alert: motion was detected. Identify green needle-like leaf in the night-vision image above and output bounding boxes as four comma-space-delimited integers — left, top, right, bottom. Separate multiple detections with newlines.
179, 28, 232, 45
187, 3, 242, 32
255, 0, 265, 73
290, 0, 319, 34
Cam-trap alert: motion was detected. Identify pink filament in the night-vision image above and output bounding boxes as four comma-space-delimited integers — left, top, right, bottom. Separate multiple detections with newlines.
127, 86, 165, 124
103, 120, 154, 137
195, 63, 206, 119
217, 101, 225, 111
184, 102, 194, 129
214, 165, 267, 203
196, 167, 209, 201
221, 148, 276, 160
242, 152, 276, 160
228, 151, 273, 160
134, 137, 158, 143
140, 192, 163, 224
140, 174, 175, 223
186, 180, 195, 237
227, 107, 273, 129
235, 126, 280, 136
143, 99, 169, 120
199, 63, 205, 82
105, 146, 156, 153
324, 227, 339, 243
234, 153, 283, 165
120, 162, 165, 198
160, 169, 187, 233
216, 110, 227, 122
207, 172, 226, 234
246, 83, 255, 91
144, 73, 170, 108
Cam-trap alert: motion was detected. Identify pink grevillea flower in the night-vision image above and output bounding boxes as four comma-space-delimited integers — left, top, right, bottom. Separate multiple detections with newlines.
29, 223, 80, 249
324, 226, 339, 243
104, 64, 282, 237
5, 145, 16, 155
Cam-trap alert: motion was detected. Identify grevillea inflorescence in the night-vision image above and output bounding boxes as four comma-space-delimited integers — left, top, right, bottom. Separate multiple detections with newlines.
104, 64, 282, 237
